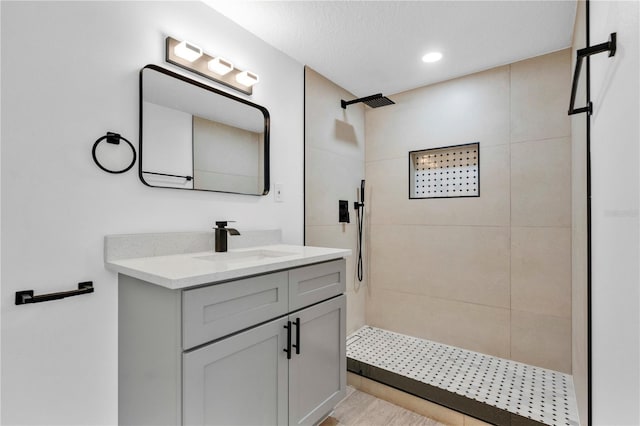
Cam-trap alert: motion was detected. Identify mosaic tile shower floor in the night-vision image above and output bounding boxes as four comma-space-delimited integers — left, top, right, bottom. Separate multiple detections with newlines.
347, 326, 580, 426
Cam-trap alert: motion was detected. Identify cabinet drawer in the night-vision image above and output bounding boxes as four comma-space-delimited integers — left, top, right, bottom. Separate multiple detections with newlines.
288, 259, 346, 311
183, 271, 288, 349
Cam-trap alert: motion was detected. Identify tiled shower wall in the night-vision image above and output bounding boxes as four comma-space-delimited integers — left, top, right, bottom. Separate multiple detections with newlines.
365, 50, 573, 373
304, 67, 367, 334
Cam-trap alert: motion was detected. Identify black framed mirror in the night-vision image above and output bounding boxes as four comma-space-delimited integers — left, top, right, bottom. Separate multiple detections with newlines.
139, 64, 270, 195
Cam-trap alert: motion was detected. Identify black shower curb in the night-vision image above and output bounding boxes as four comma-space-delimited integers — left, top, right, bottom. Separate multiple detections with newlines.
348, 358, 547, 426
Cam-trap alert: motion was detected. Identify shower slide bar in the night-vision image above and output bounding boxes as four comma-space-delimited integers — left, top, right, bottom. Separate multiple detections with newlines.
568, 32, 617, 116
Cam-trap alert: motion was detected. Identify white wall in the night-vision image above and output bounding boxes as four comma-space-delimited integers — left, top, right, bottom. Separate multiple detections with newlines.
142, 101, 194, 189
589, 1, 640, 424
0, 2, 303, 424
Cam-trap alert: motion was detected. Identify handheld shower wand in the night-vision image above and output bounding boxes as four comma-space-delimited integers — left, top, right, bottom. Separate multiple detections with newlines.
353, 179, 365, 210
354, 180, 365, 282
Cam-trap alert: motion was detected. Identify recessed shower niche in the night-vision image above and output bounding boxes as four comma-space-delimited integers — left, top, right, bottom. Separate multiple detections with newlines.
409, 142, 480, 199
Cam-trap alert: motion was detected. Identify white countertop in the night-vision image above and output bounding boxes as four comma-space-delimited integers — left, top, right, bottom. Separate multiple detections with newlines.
105, 244, 351, 290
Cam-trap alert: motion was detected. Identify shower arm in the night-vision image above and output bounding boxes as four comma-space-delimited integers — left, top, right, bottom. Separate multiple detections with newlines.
341, 93, 384, 109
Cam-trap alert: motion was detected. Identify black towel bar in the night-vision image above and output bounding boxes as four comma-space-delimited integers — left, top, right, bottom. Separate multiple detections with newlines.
568, 32, 617, 116
142, 171, 193, 181
15, 282, 94, 305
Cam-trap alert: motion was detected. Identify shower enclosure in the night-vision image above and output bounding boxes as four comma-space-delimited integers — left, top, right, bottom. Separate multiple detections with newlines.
304, 39, 585, 425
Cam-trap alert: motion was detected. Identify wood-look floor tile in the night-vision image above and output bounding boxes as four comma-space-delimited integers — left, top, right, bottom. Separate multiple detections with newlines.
322, 387, 444, 426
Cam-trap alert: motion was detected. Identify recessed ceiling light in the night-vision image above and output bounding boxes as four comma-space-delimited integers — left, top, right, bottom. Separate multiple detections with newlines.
422, 52, 443, 63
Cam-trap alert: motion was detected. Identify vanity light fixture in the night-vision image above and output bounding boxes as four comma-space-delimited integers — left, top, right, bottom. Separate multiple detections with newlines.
174, 40, 203, 62
235, 70, 259, 87
165, 36, 257, 95
208, 57, 234, 76
422, 51, 443, 63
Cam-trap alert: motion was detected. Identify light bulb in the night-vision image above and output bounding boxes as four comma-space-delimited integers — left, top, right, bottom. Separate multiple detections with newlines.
208, 57, 234, 76
235, 70, 259, 87
174, 41, 202, 62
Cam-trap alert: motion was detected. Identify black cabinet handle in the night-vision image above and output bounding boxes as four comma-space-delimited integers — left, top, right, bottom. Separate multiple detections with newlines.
283, 321, 292, 359
292, 317, 301, 355
15, 282, 94, 305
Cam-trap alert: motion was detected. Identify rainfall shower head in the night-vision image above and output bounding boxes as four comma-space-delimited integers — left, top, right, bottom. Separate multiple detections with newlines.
341, 93, 395, 109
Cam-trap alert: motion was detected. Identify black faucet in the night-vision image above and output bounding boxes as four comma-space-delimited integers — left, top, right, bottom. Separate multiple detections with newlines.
214, 221, 240, 252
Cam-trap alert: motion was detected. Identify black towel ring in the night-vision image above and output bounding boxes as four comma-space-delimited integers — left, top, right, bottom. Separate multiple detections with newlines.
92, 132, 136, 174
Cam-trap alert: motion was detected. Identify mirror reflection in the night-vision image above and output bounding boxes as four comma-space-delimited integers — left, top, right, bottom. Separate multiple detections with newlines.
140, 65, 269, 195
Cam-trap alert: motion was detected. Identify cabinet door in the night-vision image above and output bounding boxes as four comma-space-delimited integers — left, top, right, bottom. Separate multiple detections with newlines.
288, 295, 346, 426
183, 316, 289, 426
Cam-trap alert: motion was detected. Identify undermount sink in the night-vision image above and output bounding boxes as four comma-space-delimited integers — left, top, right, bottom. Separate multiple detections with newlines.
194, 249, 296, 264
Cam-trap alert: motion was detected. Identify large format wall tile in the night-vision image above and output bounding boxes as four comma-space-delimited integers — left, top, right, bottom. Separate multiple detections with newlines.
511, 310, 572, 373
366, 288, 511, 358
511, 227, 572, 318
366, 66, 510, 162
305, 67, 365, 160
510, 49, 571, 143
305, 224, 359, 272
305, 224, 367, 334
369, 224, 510, 309
358, 50, 573, 371
305, 67, 367, 335
511, 137, 571, 227
367, 144, 510, 227
306, 146, 364, 226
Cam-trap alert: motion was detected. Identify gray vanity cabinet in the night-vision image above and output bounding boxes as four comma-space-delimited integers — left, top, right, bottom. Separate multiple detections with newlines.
119, 258, 346, 426
183, 294, 346, 426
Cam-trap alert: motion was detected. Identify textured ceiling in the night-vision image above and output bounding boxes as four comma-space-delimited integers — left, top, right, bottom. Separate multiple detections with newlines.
204, 1, 577, 97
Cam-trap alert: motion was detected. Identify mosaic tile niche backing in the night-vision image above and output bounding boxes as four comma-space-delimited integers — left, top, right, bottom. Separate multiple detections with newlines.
409, 142, 479, 199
